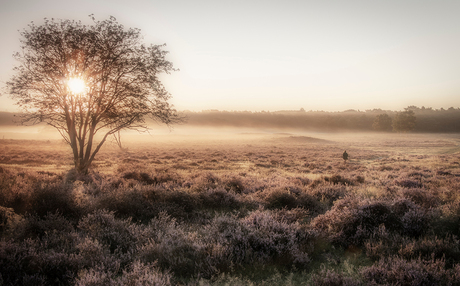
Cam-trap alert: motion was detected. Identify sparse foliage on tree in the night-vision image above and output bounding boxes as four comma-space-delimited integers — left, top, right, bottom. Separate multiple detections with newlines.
372, 113, 393, 131
7, 16, 181, 173
392, 110, 416, 132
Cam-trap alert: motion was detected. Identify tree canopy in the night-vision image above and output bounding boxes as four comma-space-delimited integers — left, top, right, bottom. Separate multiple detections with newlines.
7, 16, 181, 173
372, 113, 393, 131
392, 110, 416, 132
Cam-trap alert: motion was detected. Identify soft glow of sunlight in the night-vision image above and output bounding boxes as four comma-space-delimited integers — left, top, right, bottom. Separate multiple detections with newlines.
67, 78, 86, 94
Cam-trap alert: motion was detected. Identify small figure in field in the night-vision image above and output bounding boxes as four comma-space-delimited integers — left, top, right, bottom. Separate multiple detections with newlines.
343, 150, 349, 163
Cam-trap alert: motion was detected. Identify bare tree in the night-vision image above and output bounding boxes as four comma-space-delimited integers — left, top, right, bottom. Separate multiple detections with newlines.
7, 16, 181, 173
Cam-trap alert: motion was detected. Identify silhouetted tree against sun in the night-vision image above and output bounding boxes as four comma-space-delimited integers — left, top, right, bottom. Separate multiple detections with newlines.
7, 16, 181, 174
392, 110, 416, 133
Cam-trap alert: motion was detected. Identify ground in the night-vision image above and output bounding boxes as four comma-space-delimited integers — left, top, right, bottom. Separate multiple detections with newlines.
1, 131, 460, 285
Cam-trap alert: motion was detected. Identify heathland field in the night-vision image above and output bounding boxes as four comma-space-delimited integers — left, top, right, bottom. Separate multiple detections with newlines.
1, 132, 460, 285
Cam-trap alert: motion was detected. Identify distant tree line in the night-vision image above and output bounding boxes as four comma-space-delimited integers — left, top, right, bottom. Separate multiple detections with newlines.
184, 106, 460, 132
2, 106, 460, 133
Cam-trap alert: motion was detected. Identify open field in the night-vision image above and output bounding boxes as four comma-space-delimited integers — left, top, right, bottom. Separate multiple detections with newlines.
1, 131, 460, 285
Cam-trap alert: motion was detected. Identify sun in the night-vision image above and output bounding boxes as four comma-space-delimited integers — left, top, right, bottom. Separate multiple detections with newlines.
67, 78, 86, 94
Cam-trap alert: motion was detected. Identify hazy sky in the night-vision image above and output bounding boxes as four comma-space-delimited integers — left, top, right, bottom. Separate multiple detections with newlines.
1, 0, 459, 112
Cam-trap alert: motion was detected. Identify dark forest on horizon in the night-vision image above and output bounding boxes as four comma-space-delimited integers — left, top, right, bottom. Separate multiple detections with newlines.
1, 105, 460, 133
182, 106, 460, 132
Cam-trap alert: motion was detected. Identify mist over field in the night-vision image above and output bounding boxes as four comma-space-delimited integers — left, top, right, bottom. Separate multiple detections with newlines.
1, 106, 460, 140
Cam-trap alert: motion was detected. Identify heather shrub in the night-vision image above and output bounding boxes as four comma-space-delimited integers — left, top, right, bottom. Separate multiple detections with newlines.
64, 168, 104, 185
272, 207, 309, 224
74, 267, 117, 286
26, 247, 81, 285
133, 186, 202, 221
198, 271, 307, 286
400, 207, 429, 238
431, 201, 460, 237
309, 184, 347, 207
0, 169, 18, 204
264, 188, 322, 214
162, 190, 197, 214
265, 189, 298, 209
452, 264, 460, 284
0, 170, 35, 214
202, 214, 250, 268
95, 185, 154, 222
311, 197, 358, 246
0, 236, 81, 286
395, 178, 423, 189
312, 199, 401, 247
355, 175, 365, 184
75, 237, 118, 271
27, 180, 81, 219
142, 189, 199, 221
310, 268, 362, 286
391, 198, 430, 237
199, 187, 240, 209
139, 234, 213, 279
70, 180, 96, 211
358, 202, 400, 229
191, 172, 221, 191
361, 257, 454, 286
291, 176, 311, 186
0, 206, 20, 234
121, 169, 180, 186
223, 176, 245, 193
350, 202, 400, 245
0, 239, 42, 285
391, 198, 419, 217
364, 227, 404, 261
196, 274, 254, 286
398, 235, 460, 267
14, 212, 74, 240
295, 193, 324, 215
323, 175, 354, 186
120, 261, 172, 285
204, 210, 315, 269
78, 210, 140, 256
379, 165, 393, 171
243, 210, 307, 265
138, 213, 215, 278
399, 187, 439, 209
437, 169, 452, 176
242, 210, 315, 267
75, 261, 172, 286
122, 171, 155, 184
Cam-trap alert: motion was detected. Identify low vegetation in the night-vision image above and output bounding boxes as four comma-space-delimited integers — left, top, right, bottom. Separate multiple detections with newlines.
1, 133, 460, 285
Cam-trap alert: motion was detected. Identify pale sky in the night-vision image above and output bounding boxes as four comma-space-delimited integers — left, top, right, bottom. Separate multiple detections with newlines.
1, 0, 459, 112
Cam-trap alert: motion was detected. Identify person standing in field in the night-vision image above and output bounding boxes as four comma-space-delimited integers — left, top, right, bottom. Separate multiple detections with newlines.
343, 150, 348, 163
